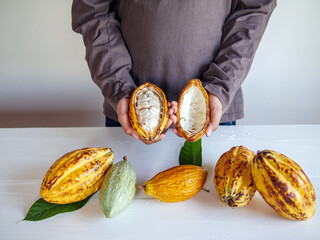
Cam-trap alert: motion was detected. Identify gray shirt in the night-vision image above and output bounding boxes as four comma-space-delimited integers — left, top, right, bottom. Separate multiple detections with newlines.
72, 0, 276, 123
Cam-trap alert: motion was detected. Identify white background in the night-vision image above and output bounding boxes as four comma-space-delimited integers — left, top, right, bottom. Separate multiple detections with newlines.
0, 0, 319, 127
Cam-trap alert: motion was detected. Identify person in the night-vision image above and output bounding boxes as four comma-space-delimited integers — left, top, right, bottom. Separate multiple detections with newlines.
72, 0, 276, 144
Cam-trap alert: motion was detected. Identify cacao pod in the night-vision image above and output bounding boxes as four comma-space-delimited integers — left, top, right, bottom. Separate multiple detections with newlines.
142, 165, 208, 202
40, 147, 114, 204
214, 146, 256, 208
176, 79, 210, 142
253, 150, 316, 221
99, 156, 137, 218
129, 82, 169, 141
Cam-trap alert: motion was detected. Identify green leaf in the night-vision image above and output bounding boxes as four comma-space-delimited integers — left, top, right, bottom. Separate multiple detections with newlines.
179, 138, 202, 166
22, 194, 94, 221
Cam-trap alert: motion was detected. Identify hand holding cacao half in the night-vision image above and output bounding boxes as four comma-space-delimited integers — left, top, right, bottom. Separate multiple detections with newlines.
129, 82, 170, 143
129, 79, 211, 143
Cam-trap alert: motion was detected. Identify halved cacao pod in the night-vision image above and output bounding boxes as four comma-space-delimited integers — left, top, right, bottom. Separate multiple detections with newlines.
214, 146, 256, 208
253, 150, 316, 221
129, 82, 169, 141
141, 165, 208, 203
176, 79, 209, 142
40, 147, 114, 204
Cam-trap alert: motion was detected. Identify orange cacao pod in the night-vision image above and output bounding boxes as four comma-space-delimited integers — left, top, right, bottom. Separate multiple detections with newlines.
142, 165, 208, 202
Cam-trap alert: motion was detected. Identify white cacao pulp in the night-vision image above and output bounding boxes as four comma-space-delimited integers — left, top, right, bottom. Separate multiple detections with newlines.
179, 86, 207, 136
135, 87, 163, 132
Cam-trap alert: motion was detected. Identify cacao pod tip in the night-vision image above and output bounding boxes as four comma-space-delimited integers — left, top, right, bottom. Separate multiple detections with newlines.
227, 198, 235, 208
201, 188, 210, 193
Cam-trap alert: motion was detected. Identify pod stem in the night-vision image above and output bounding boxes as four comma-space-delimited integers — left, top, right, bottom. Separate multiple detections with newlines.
123, 156, 127, 161
201, 188, 210, 193
138, 185, 145, 190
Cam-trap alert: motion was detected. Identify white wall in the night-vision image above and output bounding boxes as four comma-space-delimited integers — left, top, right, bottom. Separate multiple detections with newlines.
0, 0, 104, 127
238, 0, 320, 125
0, 0, 319, 127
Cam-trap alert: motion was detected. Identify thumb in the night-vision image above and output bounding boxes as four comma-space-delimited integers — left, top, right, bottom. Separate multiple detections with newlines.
117, 97, 139, 139
206, 94, 223, 137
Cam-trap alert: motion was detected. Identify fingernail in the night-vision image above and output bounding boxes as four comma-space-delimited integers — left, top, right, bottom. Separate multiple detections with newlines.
133, 134, 139, 140
207, 129, 212, 137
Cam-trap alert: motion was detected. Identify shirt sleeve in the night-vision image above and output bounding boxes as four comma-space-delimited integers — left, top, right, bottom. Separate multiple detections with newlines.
202, 0, 277, 112
71, 0, 137, 113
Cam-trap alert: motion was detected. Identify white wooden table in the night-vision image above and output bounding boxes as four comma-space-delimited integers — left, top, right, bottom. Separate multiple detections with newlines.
0, 125, 319, 240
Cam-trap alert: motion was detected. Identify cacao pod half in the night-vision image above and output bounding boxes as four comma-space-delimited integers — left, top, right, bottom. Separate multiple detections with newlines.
253, 150, 316, 221
129, 82, 169, 141
99, 156, 137, 218
177, 79, 209, 142
40, 147, 114, 204
142, 165, 208, 202
214, 146, 256, 208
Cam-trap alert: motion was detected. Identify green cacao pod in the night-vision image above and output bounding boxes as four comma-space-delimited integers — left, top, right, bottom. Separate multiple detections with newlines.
40, 147, 114, 204
99, 156, 137, 218
253, 150, 316, 221
214, 146, 256, 208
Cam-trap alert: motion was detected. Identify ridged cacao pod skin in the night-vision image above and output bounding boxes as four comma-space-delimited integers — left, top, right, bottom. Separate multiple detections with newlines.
143, 165, 208, 203
177, 79, 210, 143
214, 146, 256, 208
40, 147, 114, 204
129, 82, 169, 141
253, 150, 316, 221
99, 157, 137, 218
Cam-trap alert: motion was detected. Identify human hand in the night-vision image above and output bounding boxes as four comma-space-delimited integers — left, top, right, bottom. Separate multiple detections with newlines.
206, 93, 223, 137
117, 97, 139, 140
168, 93, 222, 138
117, 97, 173, 145
168, 101, 182, 137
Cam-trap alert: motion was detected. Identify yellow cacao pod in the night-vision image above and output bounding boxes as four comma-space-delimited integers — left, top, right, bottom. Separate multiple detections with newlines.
40, 147, 114, 204
177, 79, 210, 143
142, 165, 208, 202
253, 150, 316, 221
129, 82, 169, 141
214, 146, 256, 208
